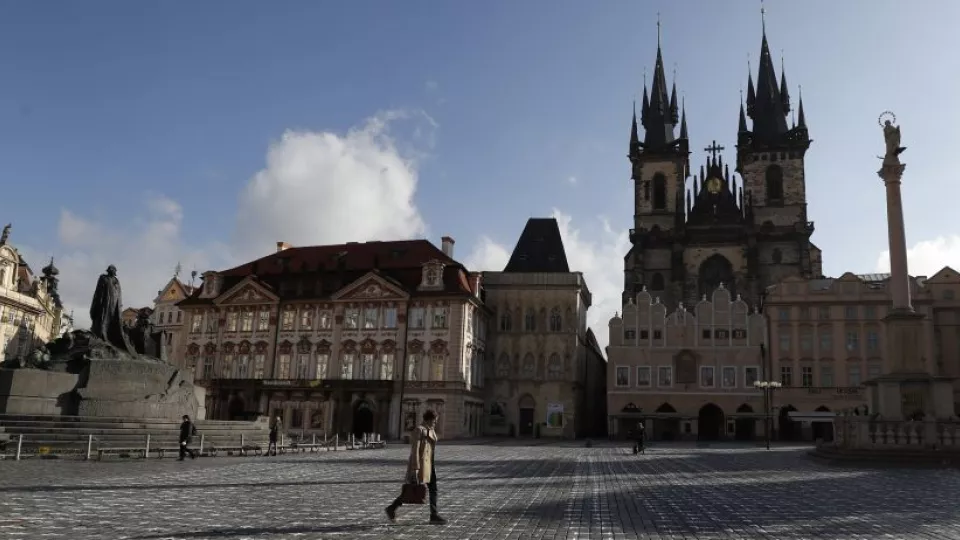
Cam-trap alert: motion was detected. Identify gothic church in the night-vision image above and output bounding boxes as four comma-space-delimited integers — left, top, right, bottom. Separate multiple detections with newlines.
623, 21, 822, 310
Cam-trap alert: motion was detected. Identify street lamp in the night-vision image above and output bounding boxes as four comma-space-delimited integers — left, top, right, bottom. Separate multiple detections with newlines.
754, 380, 782, 450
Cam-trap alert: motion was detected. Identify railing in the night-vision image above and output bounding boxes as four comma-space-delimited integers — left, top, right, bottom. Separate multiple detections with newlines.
833, 417, 960, 451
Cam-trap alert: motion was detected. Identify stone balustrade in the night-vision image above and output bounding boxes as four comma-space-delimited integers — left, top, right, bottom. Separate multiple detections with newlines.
833, 417, 960, 451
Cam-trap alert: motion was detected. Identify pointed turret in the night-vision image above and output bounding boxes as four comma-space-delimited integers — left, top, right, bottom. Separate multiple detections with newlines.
669, 81, 679, 123
679, 100, 688, 140
779, 58, 791, 114
738, 99, 748, 133
796, 87, 807, 129
749, 26, 789, 141
630, 102, 640, 155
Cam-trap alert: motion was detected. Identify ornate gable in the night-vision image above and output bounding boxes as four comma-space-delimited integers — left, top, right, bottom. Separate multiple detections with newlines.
926, 266, 960, 284
331, 271, 410, 301
215, 276, 279, 306
154, 277, 192, 304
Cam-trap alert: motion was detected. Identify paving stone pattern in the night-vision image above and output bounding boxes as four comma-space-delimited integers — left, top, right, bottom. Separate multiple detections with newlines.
1, 442, 960, 539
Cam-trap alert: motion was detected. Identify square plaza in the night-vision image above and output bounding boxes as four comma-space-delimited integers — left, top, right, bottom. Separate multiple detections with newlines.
2, 442, 959, 540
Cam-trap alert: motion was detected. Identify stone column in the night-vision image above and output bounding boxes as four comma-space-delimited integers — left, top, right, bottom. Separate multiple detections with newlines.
877, 159, 912, 312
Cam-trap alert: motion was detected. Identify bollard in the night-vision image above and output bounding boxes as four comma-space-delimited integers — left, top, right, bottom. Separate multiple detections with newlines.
145, 434, 151, 459
198, 433, 205, 456
241, 433, 245, 456
334, 433, 338, 451
86, 435, 93, 461
312, 433, 316, 445
16, 434, 23, 461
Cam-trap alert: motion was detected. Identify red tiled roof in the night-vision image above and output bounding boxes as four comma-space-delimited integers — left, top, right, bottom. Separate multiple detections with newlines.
179, 239, 473, 307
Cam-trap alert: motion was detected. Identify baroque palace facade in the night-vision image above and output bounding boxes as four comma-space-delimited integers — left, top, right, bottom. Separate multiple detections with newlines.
0, 225, 65, 361
176, 237, 489, 440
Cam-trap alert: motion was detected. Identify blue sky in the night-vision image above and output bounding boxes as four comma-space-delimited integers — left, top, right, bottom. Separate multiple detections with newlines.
2, 1, 959, 341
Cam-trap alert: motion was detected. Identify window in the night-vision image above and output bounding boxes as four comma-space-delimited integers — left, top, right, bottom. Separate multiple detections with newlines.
383, 307, 398, 329
800, 330, 813, 352
818, 306, 830, 320
318, 311, 332, 330
256, 310, 270, 332
407, 354, 421, 381
363, 308, 378, 329
240, 311, 253, 332
866, 330, 879, 353
844, 306, 858, 319
657, 366, 673, 387
721, 366, 737, 388
380, 353, 394, 380
496, 354, 510, 378
276, 353, 291, 379
177, 312, 182, 323
744, 366, 759, 387
650, 273, 665, 291
203, 356, 215, 379
819, 330, 832, 351
848, 364, 861, 386
653, 330, 662, 340
845, 330, 859, 352
205, 316, 217, 333
798, 307, 809, 320
359, 353, 375, 379
733, 329, 747, 339
425, 267, 440, 285
300, 308, 314, 330
547, 354, 563, 380
237, 354, 250, 378
521, 354, 536, 378
637, 366, 651, 387
315, 353, 329, 380
778, 308, 790, 321
253, 354, 265, 378
432, 306, 448, 329
500, 312, 512, 331
700, 366, 715, 388
820, 365, 834, 387
281, 310, 295, 331
409, 307, 425, 329
191, 315, 202, 334
801, 366, 813, 387
220, 354, 235, 378
652, 173, 667, 210
864, 306, 877, 318
780, 365, 793, 386
615, 366, 630, 387
624, 330, 636, 340
702, 329, 712, 339
779, 331, 791, 352
640, 330, 649, 339
765, 164, 784, 202
296, 354, 311, 379
524, 309, 536, 331
867, 363, 882, 379
340, 353, 355, 379
344, 308, 359, 329
716, 329, 730, 340
945, 289, 956, 300
549, 308, 562, 332
431, 355, 444, 381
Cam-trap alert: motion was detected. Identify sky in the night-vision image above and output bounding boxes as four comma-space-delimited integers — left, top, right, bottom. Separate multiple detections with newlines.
2, 0, 959, 351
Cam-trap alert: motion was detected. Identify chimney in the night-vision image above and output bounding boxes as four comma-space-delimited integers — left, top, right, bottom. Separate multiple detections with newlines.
276, 241, 292, 253
468, 272, 482, 297
441, 236, 455, 258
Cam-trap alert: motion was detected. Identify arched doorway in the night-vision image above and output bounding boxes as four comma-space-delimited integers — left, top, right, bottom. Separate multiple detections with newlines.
653, 403, 680, 441
778, 405, 799, 441
812, 406, 834, 442
352, 401, 375, 439
698, 254, 736, 299
698, 403, 724, 441
227, 395, 246, 420
518, 394, 536, 437
734, 403, 756, 441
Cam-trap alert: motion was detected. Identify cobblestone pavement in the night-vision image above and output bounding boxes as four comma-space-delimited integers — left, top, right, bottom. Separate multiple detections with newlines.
2, 442, 960, 539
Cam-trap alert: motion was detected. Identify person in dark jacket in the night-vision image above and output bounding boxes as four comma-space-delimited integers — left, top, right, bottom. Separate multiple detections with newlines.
267, 416, 281, 456
632, 422, 645, 454
179, 415, 198, 460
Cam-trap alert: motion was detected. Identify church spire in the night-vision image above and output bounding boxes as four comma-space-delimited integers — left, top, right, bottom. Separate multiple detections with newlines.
639, 14, 679, 152
679, 98, 688, 140
745, 2, 790, 144
738, 90, 748, 133
630, 101, 640, 155
797, 85, 807, 129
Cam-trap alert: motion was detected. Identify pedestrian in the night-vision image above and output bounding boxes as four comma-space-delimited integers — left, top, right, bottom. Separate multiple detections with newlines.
385, 410, 446, 524
267, 416, 281, 456
633, 421, 645, 455
179, 415, 198, 460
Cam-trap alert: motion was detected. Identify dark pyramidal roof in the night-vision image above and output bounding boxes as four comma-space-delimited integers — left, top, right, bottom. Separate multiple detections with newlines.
503, 218, 570, 273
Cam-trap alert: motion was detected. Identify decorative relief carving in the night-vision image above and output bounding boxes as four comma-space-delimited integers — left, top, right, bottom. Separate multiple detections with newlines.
408, 339, 424, 353
238, 340, 251, 354
316, 339, 332, 353
254, 341, 269, 354
223, 342, 236, 354
279, 340, 293, 354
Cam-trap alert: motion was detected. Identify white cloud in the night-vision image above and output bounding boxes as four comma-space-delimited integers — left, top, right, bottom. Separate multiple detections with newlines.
463, 236, 511, 272
425, 80, 439, 92
18, 110, 434, 330
875, 234, 960, 276
566, 176, 577, 185
465, 209, 628, 352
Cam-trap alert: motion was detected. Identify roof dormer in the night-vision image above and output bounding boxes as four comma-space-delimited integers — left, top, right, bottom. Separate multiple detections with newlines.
419, 259, 446, 291
200, 271, 223, 299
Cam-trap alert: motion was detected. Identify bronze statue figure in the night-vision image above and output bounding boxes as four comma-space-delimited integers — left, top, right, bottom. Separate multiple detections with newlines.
0, 223, 10, 245
90, 265, 135, 354
882, 119, 906, 163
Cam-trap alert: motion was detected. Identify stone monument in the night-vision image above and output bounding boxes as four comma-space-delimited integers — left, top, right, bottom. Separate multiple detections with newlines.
0, 265, 199, 419
863, 113, 955, 421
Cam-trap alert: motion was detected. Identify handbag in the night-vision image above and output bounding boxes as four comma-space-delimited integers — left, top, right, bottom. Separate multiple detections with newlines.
400, 482, 427, 504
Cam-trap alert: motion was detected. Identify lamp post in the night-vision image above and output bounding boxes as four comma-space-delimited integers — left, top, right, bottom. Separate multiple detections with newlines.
754, 380, 782, 450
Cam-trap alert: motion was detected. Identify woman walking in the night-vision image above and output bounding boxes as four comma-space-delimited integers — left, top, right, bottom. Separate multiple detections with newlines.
385, 410, 446, 524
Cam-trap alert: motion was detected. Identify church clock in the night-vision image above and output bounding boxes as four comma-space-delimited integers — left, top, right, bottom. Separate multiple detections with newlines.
705, 177, 722, 194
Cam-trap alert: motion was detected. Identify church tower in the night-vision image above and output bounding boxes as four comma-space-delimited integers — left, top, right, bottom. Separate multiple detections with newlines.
735, 13, 821, 294
623, 23, 690, 306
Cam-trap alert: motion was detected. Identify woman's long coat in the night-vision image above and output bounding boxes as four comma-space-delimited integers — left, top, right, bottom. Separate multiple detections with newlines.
406, 425, 438, 483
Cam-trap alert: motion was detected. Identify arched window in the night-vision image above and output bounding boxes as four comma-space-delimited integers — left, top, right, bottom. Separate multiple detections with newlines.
497, 353, 511, 378
524, 308, 537, 331
549, 308, 562, 332
699, 254, 735, 300
650, 272, 665, 291
765, 165, 784, 203
547, 353, 563, 380
521, 353, 536, 378
500, 311, 512, 331
652, 173, 667, 210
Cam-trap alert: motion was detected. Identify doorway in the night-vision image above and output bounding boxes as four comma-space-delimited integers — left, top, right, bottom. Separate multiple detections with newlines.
778, 405, 800, 441
352, 401, 375, 439
697, 403, 724, 441
227, 395, 246, 420
734, 403, 756, 441
812, 406, 834, 442
518, 394, 535, 436
653, 402, 680, 440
